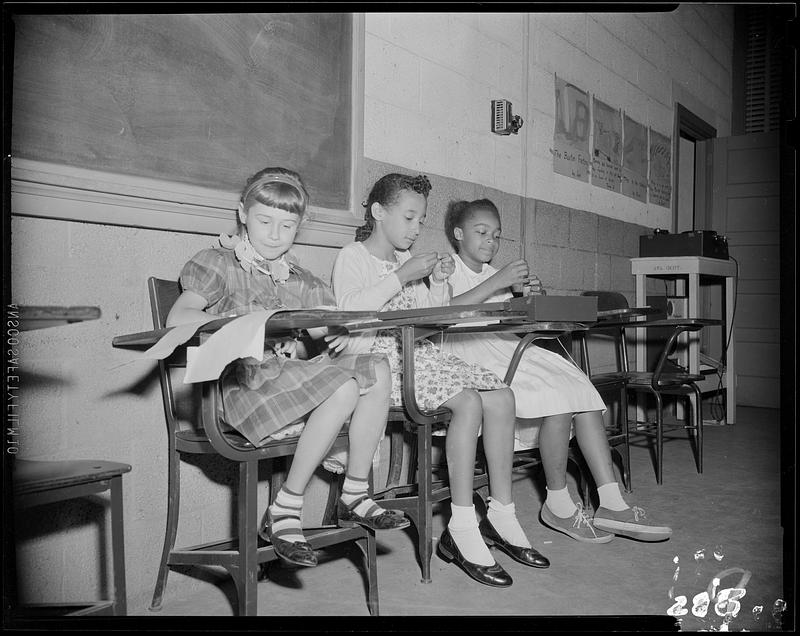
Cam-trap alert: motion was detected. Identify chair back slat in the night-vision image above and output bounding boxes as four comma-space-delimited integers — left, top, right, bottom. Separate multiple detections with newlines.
149, 278, 182, 330
147, 277, 191, 437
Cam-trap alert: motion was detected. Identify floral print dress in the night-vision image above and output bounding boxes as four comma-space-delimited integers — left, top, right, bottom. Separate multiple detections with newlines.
367, 256, 506, 419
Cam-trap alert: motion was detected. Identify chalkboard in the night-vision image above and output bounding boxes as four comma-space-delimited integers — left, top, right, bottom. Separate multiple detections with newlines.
11, 13, 353, 210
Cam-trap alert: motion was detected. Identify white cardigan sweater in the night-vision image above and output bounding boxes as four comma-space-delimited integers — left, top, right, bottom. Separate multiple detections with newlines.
331, 241, 450, 355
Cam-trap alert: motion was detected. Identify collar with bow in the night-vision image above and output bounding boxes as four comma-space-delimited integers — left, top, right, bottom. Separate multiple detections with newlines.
218, 232, 296, 284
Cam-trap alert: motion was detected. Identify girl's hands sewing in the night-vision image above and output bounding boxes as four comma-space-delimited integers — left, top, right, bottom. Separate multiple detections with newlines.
431, 252, 455, 283
493, 259, 530, 290
395, 252, 440, 285
525, 274, 544, 295
322, 325, 350, 354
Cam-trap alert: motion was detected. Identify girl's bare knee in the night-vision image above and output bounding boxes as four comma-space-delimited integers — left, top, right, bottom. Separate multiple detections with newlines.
448, 388, 482, 415
482, 387, 515, 416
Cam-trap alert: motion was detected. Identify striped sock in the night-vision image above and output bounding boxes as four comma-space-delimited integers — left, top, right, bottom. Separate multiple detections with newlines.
267, 486, 305, 544
340, 475, 383, 518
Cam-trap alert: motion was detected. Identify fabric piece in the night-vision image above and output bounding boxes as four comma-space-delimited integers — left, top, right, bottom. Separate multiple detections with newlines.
183, 309, 273, 383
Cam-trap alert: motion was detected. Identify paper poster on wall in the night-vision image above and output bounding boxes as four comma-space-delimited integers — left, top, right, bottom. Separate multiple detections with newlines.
649, 128, 672, 207
590, 97, 622, 192
552, 75, 590, 182
621, 114, 648, 203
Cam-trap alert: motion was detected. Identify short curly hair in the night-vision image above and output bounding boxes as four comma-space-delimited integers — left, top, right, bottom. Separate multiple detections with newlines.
444, 198, 500, 251
355, 173, 432, 241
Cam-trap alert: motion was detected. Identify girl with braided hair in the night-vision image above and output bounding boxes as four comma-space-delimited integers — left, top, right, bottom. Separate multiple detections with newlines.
331, 173, 549, 588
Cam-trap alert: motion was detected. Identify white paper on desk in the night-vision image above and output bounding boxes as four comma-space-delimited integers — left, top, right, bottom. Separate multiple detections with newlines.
108, 317, 217, 370
183, 309, 279, 383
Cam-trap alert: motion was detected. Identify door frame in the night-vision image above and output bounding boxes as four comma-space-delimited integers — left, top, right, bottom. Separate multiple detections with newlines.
674, 103, 717, 233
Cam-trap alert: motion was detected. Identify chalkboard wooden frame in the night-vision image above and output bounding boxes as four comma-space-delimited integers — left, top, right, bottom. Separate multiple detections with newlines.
9, 13, 366, 247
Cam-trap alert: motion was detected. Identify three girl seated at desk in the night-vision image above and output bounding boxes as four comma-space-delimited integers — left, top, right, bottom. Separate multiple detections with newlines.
167, 166, 671, 589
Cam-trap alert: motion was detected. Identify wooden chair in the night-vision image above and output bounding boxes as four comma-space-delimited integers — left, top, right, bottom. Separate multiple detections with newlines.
12, 458, 131, 616
147, 277, 378, 616
578, 290, 718, 485
373, 329, 588, 583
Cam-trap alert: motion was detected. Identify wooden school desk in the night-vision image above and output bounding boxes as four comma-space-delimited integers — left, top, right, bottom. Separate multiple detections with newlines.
112, 301, 593, 583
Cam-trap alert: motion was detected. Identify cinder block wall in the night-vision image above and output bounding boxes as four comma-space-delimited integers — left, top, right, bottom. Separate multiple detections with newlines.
364, 9, 734, 224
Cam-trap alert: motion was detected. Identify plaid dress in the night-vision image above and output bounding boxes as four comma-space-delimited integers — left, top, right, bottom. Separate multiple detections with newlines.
180, 247, 383, 447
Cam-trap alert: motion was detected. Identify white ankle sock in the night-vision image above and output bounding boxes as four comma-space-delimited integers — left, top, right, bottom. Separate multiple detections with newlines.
447, 504, 493, 566
545, 486, 578, 518
486, 498, 531, 548
597, 482, 629, 511
268, 486, 305, 543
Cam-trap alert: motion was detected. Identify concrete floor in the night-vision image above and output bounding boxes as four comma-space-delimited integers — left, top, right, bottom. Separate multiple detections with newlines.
125, 405, 788, 631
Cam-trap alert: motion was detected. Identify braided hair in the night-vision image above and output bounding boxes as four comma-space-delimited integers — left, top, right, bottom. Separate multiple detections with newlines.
444, 198, 500, 251
355, 173, 432, 241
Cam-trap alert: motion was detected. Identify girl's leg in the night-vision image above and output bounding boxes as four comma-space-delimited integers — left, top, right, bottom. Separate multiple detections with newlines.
538, 413, 581, 517
480, 388, 534, 550
268, 379, 360, 545
340, 359, 409, 529
573, 410, 628, 510
441, 389, 493, 566
537, 411, 615, 543
344, 359, 391, 479
576, 411, 673, 541
478, 388, 515, 503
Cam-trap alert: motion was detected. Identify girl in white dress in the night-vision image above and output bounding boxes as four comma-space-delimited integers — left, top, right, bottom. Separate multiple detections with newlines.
332, 174, 550, 587
442, 198, 672, 543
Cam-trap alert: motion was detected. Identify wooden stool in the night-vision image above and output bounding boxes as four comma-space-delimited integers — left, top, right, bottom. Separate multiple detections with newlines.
13, 458, 132, 616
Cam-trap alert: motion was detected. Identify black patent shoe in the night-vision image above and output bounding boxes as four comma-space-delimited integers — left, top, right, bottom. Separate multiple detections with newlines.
259, 509, 318, 568
337, 496, 411, 531
479, 517, 550, 569
437, 529, 513, 588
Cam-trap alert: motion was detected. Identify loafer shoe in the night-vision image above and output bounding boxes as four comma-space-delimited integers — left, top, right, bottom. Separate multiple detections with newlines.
259, 509, 318, 567
337, 496, 411, 531
479, 517, 550, 568
592, 505, 672, 542
437, 529, 513, 588
540, 503, 614, 544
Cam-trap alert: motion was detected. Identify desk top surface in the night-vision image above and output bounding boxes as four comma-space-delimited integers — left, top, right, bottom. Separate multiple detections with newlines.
111, 303, 597, 349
